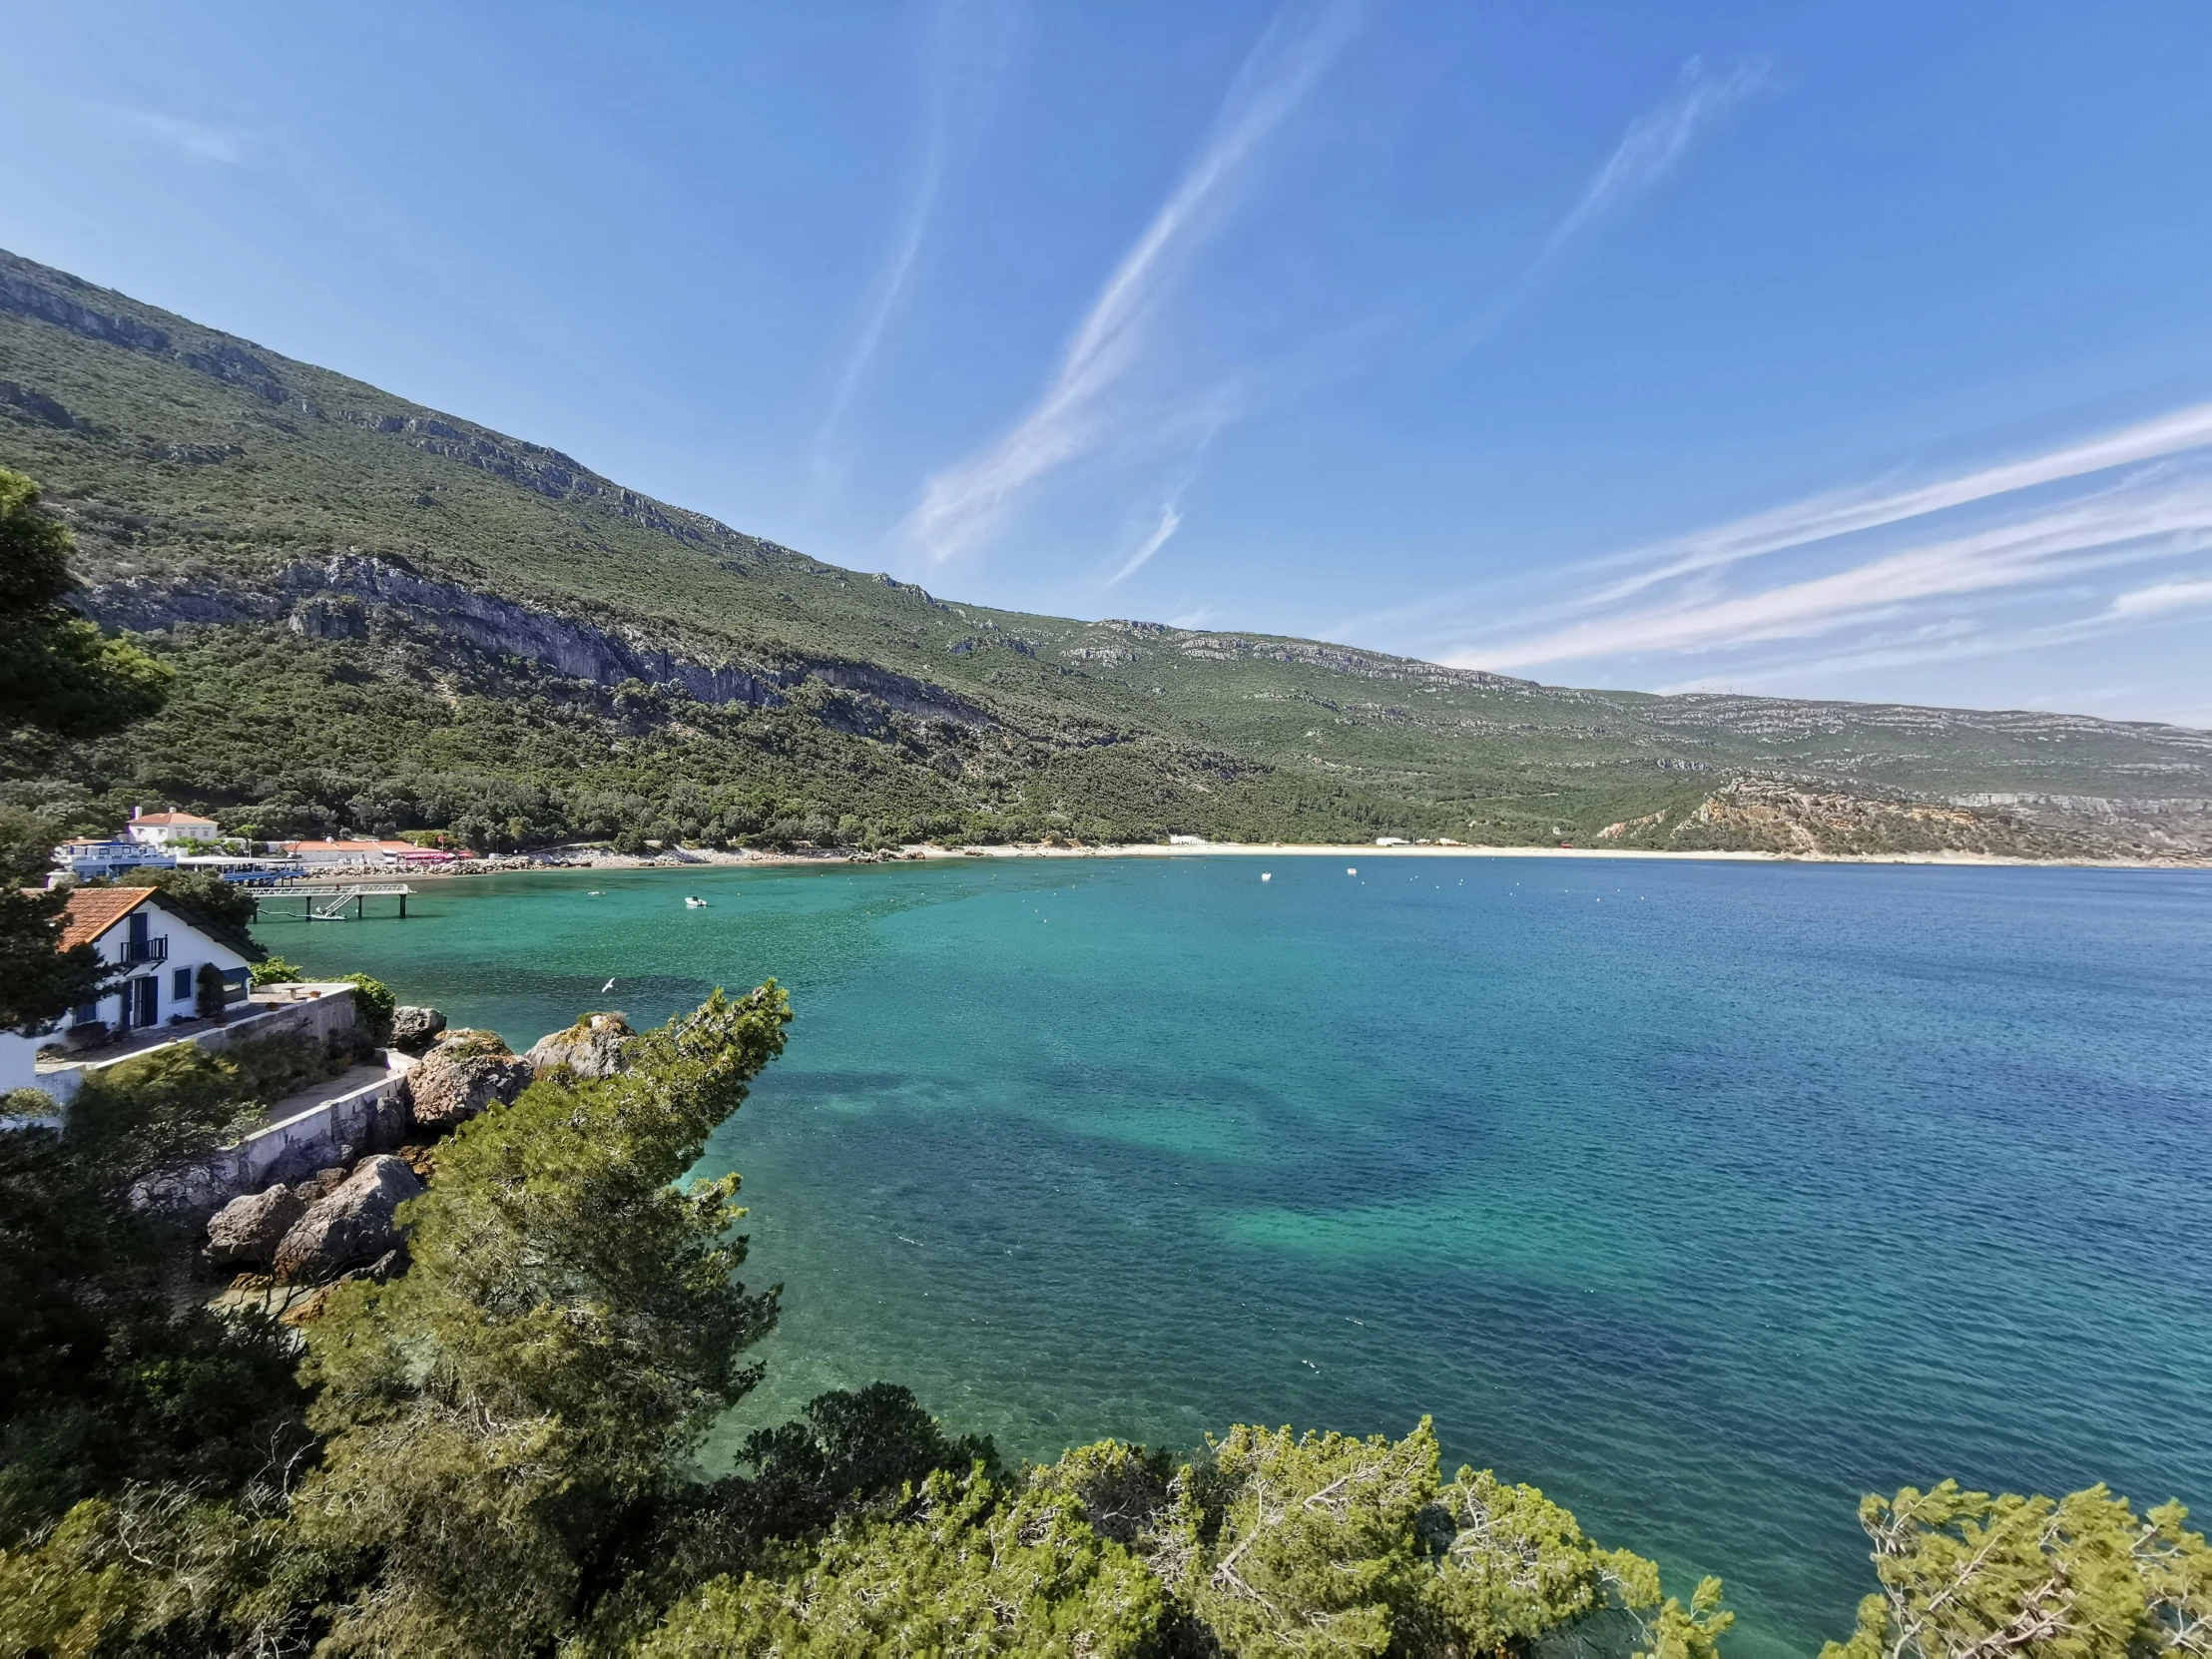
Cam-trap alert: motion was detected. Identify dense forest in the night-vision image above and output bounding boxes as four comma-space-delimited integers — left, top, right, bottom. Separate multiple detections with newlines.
4, 245, 2210, 860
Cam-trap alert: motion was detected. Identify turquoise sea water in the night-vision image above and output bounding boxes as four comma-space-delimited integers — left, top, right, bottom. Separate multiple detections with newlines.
256, 855, 2212, 1656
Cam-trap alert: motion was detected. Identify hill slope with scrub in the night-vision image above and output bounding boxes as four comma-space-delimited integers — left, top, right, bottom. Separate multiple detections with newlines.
4, 246, 2208, 857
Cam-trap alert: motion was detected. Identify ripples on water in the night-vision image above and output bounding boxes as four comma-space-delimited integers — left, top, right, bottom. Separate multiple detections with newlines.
260, 855, 2212, 1657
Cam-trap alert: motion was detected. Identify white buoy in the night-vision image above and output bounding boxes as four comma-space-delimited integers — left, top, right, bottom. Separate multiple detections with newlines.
1261, 872, 1272, 881
1347, 866, 1358, 875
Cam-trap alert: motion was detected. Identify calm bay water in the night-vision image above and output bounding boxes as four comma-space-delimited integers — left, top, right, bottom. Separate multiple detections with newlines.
256, 854, 2212, 1656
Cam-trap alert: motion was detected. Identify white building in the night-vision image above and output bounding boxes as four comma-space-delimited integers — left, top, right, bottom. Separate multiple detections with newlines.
53, 837, 176, 882
1, 887, 256, 1096
281, 838, 418, 868
125, 808, 221, 846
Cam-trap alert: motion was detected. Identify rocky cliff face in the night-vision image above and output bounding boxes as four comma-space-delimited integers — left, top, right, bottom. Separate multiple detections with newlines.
80, 555, 994, 727
1069, 619, 1536, 691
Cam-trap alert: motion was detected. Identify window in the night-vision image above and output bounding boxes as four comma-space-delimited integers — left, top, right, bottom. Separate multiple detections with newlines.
174, 966, 194, 1001
73, 1002, 99, 1024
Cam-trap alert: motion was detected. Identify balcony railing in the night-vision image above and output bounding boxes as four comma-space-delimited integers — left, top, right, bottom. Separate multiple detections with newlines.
121, 935, 169, 964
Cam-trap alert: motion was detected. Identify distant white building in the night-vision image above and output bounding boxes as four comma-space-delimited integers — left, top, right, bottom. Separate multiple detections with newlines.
53, 837, 176, 882
1, 886, 256, 1096
125, 808, 221, 846
280, 838, 418, 868
1375, 836, 1411, 846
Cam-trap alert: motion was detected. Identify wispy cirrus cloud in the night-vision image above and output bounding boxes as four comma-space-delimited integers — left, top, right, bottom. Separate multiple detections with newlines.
1554, 56, 1772, 244
810, 0, 1020, 493
904, 0, 1360, 565
1446, 55, 1770, 354
90, 105, 249, 165
1584, 400, 2212, 605
1394, 399, 2212, 706
1462, 470, 2212, 671
2108, 573, 2212, 618
1109, 504, 1184, 587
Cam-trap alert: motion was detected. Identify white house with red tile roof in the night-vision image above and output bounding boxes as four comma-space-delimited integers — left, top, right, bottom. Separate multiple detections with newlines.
2, 887, 256, 1096
125, 808, 221, 846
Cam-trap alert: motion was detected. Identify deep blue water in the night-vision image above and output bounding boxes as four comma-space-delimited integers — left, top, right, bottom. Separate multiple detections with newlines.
257, 854, 2212, 1656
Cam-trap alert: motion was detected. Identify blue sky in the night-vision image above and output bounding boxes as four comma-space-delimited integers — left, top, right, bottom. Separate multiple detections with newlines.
6, 3, 2212, 725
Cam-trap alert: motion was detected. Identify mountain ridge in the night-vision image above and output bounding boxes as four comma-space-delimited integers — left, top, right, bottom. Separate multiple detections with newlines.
4, 245, 2208, 860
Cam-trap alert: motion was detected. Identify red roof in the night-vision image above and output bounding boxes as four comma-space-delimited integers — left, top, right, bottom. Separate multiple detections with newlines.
132, 812, 216, 827
56, 887, 157, 950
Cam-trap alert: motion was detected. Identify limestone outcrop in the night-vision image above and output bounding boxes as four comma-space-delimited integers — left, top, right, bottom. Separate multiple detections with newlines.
406, 1030, 532, 1128
389, 1005, 448, 1054
204, 1185, 307, 1268
272, 1155, 423, 1283
524, 1012, 634, 1080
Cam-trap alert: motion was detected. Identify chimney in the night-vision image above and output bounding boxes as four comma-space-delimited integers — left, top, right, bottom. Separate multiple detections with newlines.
132, 807, 143, 821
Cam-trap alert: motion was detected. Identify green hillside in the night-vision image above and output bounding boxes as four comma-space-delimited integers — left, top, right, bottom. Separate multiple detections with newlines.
4, 246, 2208, 858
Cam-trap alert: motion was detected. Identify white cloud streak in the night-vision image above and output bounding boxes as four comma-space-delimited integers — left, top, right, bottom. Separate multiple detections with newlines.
1107, 504, 1184, 586
1552, 56, 1771, 246
92, 105, 248, 164
811, 0, 1019, 491
1455, 469, 2212, 672
2109, 574, 2212, 618
1587, 399, 2212, 605
1445, 55, 1769, 355
904, 0, 1358, 564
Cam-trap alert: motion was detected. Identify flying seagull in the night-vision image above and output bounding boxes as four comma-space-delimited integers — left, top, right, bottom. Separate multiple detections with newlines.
601, 978, 616, 993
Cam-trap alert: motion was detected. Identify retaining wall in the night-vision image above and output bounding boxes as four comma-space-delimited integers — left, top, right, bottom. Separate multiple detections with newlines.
26, 985, 365, 1112
133, 1050, 418, 1223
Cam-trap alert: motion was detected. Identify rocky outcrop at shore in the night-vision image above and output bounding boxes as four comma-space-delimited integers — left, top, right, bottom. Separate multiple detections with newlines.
406, 1029, 531, 1127
524, 1012, 634, 1080
205, 1185, 307, 1268
388, 1005, 448, 1054
271, 1155, 422, 1283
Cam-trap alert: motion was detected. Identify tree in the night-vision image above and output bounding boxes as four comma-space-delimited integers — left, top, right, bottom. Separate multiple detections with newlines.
1031, 1421, 1729, 1659
0, 1037, 324, 1545
0, 809, 108, 1034
638, 1465, 1166, 1657
290, 984, 792, 1655
1822, 1481, 2212, 1659
113, 866, 261, 958
0, 468, 171, 749
0, 468, 173, 1035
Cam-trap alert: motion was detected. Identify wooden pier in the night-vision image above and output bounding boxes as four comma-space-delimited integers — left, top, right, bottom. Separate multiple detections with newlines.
252, 883, 414, 922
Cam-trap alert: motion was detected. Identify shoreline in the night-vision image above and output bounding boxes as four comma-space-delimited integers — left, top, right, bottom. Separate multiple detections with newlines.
306, 839, 2211, 884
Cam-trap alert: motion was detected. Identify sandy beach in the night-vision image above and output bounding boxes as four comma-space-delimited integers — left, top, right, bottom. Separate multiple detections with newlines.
309, 837, 2208, 884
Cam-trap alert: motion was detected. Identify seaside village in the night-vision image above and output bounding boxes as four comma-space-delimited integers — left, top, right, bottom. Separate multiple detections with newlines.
5, 807, 631, 1319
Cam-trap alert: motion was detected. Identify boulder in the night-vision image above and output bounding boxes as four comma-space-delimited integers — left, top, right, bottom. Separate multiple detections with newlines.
524, 1012, 635, 1080
388, 1005, 448, 1054
406, 1030, 532, 1129
301, 1165, 350, 1199
272, 1154, 424, 1283
205, 1184, 307, 1268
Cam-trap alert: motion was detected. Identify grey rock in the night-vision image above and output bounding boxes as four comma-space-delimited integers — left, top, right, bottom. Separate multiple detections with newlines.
406, 1030, 532, 1129
205, 1185, 306, 1268
388, 1005, 448, 1054
273, 1155, 423, 1283
524, 1012, 635, 1080
302, 1165, 350, 1199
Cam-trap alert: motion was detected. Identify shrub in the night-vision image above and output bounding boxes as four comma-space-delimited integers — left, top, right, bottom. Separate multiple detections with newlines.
193, 963, 226, 1019
250, 957, 302, 987
333, 972, 395, 1046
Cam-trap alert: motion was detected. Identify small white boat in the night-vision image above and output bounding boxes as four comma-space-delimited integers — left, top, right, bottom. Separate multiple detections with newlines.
685, 895, 709, 908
